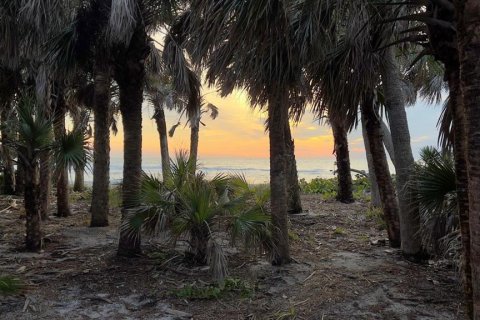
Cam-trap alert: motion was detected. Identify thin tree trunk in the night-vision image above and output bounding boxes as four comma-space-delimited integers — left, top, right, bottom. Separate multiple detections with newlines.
115, 30, 148, 256
73, 165, 85, 192
1, 106, 15, 194
268, 94, 290, 265
39, 153, 51, 220
362, 114, 381, 207
361, 92, 401, 247
284, 118, 303, 214
53, 87, 71, 218
90, 66, 111, 227
447, 63, 473, 317
380, 120, 396, 166
455, 3, 480, 316
330, 116, 354, 203
24, 163, 41, 251
153, 107, 170, 179
382, 48, 422, 257
189, 116, 200, 169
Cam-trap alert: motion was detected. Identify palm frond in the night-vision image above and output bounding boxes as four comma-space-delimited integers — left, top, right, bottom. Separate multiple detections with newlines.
53, 128, 91, 175
107, 0, 137, 44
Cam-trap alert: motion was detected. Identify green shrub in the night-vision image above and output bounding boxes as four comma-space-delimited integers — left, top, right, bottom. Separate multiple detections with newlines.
122, 152, 272, 280
300, 175, 372, 202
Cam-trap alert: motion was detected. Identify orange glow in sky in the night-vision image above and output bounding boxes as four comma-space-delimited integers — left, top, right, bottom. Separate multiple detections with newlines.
108, 88, 359, 159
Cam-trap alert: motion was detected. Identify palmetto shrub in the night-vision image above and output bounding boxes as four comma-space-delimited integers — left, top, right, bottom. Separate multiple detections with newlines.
410, 147, 458, 258
121, 152, 272, 280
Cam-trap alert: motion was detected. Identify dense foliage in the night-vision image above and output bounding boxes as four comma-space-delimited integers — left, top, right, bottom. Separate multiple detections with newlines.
299, 175, 371, 201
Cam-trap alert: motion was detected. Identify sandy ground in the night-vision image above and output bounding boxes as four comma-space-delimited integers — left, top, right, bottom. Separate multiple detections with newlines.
0, 193, 467, 319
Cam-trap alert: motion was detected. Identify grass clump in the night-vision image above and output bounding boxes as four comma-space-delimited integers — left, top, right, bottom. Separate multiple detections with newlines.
365, 206, 386, 230
332, 226, 346, 236
0, 276, 22, 295
172, 277, 254, 300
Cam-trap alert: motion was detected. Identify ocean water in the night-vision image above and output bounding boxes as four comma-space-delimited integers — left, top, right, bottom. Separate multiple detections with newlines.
82, 155, 369, 185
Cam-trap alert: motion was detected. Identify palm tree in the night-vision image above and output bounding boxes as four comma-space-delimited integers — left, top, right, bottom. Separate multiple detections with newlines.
109, 0, 177, 257
52, 84, 72, 217
329, 115, 354, 203
382, 47, 423, 257
7, 94, 89, 251
180, 0, 322, 264
284, 119, 303, 213
453, 1, 480, 317
395, 0, 473, 312
304, 2, 403, 247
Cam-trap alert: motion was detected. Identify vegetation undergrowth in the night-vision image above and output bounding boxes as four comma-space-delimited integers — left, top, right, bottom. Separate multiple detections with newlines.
0, 276, 22, 295
172, 277, 254, 300
299, 175, 371, 201
122, 152, 273, 280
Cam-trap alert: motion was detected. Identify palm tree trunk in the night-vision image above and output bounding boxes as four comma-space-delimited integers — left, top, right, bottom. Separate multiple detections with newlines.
90, 66, 111, 227
1, 106, 16, 195
73, 165, 85, 192
268, 94, 290, 265
330, 116, 354, 203
117, 80, 143, 256
189, 117, 200, 168
24, 163, 41, 251
284, 118, 303, 214
455, 3, 480, 316
361, 92, 401, 247
361, 115, 381, 207
53, 87, 71, 218
72, 110, 87, 192
446, 63, 473, 317
39, 153, 51, 220
115, 32, 148, 255
382, 48, 422, 257
153, 107, 170, 179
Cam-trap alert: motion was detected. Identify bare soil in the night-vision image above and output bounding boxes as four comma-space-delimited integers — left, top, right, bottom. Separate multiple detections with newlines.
0, 193, 467, 319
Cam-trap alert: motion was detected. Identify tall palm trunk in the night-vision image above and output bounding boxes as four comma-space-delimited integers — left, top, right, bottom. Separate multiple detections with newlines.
284, 118, 303, 214
382, 48, 422, 257
1, 106, 15, 194
90, 65, 111, 227
330, 115, 354, 203
361, 115, 381, 207
361, 92, 401, 247
446, 63, 472, 316
153, 107, 170, 179
53, 87, 71, 217
116, 29, 149, 256
268, 94, 290, 265
39, 150, 51, 220
189, 116, 199, 168
24, 162, 41, 251
455, 3, 480, 317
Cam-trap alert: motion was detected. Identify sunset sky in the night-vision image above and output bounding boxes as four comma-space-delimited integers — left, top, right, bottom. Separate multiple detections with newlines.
109, 87, 443, 161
